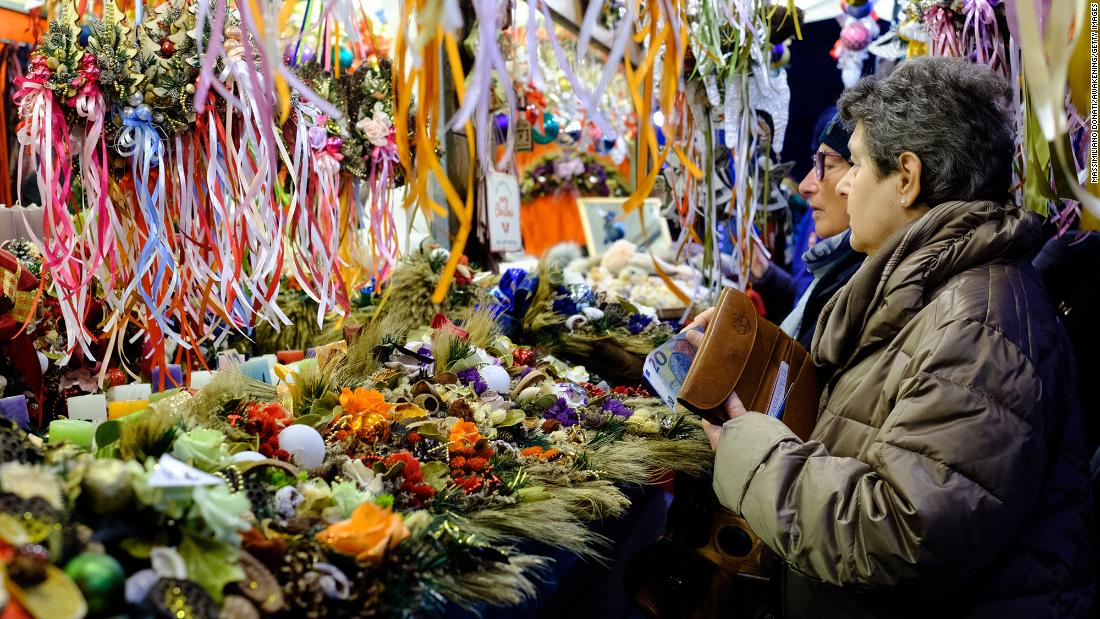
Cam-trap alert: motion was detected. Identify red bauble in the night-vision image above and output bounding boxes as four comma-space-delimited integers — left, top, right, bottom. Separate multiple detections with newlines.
104, 368, 127, 389
159, 38, 176, 58
512, 348, 536, 367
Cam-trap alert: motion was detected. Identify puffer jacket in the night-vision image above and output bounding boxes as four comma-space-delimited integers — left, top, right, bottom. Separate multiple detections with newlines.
711, 200, 1095, 618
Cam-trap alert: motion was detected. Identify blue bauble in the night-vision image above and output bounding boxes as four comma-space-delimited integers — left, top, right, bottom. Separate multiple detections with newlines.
601, 134, 617, 152
843, 1, 874, 19
79, 25, 92, 47
532, 112, 559, 144
339, 48, 354, 70
494, 113, 509, 141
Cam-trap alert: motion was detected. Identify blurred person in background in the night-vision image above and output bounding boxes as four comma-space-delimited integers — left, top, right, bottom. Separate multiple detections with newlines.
750, 112, 865, 349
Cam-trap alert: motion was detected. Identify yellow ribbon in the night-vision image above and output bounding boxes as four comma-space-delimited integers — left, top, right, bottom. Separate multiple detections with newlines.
0, 264, 35, 324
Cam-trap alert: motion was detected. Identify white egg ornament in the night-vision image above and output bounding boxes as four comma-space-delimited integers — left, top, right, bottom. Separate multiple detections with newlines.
230, 450, 267, 463
478, 364, 512, 394
277, 425, 325, 469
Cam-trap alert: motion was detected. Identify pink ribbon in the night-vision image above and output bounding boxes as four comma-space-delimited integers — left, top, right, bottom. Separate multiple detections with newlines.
925, 5, 962, 58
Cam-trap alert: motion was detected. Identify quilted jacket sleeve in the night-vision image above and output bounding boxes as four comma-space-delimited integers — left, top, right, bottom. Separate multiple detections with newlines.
712, 318, 1051, 592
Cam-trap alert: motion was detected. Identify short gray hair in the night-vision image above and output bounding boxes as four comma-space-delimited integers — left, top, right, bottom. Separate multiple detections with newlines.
837, 57, 1015, 205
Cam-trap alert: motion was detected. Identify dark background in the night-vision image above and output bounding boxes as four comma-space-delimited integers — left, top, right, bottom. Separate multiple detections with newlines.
782, 18, 887, 177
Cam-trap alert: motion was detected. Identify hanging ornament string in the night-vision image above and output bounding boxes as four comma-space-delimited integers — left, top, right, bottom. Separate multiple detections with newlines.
962, 0, 1007, 75
925, 5, 962, 57
447, 0, 515, 177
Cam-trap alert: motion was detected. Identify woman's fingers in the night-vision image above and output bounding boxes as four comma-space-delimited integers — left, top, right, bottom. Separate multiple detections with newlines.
681, 307, 715, 333
684, 329, 704, 348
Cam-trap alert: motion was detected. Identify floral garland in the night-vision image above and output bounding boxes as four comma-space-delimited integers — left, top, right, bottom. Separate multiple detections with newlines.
0, 308, 709, 618
519, 150, 628, 202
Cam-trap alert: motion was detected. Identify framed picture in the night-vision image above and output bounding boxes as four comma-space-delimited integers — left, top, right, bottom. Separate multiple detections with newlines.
576, 197, 671, 256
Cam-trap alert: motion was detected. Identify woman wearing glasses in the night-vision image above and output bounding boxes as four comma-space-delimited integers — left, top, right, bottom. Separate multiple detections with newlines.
747, 112, 865, 350
704, 58, 1094, 618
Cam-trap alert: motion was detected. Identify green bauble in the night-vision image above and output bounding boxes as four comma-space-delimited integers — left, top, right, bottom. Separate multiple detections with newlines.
63, 552, 125, 616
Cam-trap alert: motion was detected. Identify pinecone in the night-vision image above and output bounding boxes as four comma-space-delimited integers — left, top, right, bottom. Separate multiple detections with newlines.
1, 240, 40, 270
279, 541, 327, 619
147, 578, 218, 619
243, 475, 273, 520
332, 574, 385, 619
0, 426, 43, 464
0, 494, 61, 544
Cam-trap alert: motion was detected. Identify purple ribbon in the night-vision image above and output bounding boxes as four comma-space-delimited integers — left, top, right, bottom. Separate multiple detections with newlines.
925, 5, 962, 57
963, 0, 1007, 74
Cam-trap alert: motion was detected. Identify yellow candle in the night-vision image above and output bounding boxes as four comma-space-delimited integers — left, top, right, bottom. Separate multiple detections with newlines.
107, 400, 148, 420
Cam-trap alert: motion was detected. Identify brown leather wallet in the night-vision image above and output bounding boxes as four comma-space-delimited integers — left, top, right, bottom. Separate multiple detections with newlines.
678, 287, 820, 440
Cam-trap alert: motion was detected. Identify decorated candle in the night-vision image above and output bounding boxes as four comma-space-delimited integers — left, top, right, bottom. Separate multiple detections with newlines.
108, 383, 151, 402
277, 350, 305, 364
66, 393, 107, 424
217, 350, 246, 371
150, 364, 183, 392
241, 357, 277, 384
49, 419, 95, 450
107, 400, 148, 421
0, 395, 30, 430
188, 371, 214, 390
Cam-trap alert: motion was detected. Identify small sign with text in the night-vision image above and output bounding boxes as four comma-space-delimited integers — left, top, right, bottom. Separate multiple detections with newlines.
486, 172, 523, 253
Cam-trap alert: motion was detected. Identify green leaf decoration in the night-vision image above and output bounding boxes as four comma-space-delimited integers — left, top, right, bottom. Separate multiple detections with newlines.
179, 530, 244, 603
496, 410, 526, 427
293, 413, 333, 430
420, 461, 451, 490
94, 420, 123, 449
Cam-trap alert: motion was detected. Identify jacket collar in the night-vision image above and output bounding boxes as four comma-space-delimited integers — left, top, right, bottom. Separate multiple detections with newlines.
811, 200, 1042, 369
803, 230, 856, 276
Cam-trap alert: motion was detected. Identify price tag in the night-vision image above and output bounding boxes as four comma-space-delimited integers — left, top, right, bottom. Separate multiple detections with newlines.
486, 171, 523, 253
515, 117, 533, 151
147, 454, 225, 488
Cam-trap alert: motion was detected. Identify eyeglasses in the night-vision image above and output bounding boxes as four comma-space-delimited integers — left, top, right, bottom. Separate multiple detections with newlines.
813, 151, 853, 181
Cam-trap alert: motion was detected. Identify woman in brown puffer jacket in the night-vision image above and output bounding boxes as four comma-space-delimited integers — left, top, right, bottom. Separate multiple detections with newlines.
698, 57, 1095, 617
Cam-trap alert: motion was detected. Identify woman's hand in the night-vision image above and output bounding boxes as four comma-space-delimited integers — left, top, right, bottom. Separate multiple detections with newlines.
702, 391, 750, 450
751, 249, 771, 279
703, 419, 722, 450
681, 307, 715, 334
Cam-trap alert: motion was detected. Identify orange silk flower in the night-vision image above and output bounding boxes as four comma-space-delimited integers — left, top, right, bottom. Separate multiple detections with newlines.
315, 501, 410, 565
448, 420, 481, 452
339, 387, 393, 417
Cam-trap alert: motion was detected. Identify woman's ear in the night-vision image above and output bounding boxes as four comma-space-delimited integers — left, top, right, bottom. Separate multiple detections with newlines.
896, 151, 923, 208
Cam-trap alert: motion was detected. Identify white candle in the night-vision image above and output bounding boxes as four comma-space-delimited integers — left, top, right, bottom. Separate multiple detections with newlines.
108, 383, 152, 402
66, 393, 107, 424
188, 370, 215, 390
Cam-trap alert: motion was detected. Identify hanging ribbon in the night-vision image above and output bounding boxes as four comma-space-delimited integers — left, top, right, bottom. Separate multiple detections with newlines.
962, 0, 1007, 75
14, 54, 93, 361
925, 5, 962, 58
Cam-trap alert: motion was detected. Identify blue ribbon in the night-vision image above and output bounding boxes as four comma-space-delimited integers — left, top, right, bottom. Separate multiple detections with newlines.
488, 268, 539, 336
114, 105, 184, 344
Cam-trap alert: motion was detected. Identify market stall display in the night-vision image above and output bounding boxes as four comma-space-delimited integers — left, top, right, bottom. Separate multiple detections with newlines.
0, 0, 1094, 616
